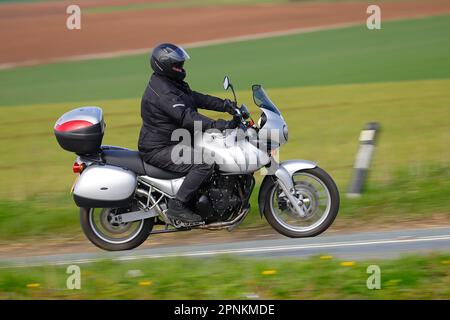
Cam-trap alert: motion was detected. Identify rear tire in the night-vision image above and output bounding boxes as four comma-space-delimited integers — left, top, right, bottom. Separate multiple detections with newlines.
80, 207, 153, 251
263, 167, 339, 238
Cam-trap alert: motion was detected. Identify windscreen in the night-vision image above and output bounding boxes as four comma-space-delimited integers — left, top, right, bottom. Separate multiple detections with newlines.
252, 85, 280, 115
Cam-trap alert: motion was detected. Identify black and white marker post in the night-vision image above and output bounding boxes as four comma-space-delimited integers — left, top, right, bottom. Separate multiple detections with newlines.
347, 122, 380, 198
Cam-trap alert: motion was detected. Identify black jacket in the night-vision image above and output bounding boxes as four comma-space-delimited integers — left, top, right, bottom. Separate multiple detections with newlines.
138, 73, 228, 160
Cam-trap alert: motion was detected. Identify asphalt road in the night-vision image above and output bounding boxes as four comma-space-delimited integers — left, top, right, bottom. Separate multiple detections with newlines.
1, 227, 450, 268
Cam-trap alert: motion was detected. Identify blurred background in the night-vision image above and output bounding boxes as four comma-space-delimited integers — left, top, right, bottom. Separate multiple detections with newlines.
0, 0, 449, 299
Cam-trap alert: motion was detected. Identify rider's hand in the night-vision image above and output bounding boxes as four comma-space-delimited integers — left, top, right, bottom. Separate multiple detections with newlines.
213, 115, 240, 131
225, 114, 241, 129
223, 99, 237, 115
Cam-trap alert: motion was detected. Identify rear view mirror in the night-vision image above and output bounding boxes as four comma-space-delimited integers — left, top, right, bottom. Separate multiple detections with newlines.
223, 76, 230, 90
223, 75, 237, 105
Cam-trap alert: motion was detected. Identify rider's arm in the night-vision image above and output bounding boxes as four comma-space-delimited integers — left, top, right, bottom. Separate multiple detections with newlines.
161, 92, 228, 131
192, 91, 228, 113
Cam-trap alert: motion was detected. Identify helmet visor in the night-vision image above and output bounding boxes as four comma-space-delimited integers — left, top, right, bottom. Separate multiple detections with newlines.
167, 46, 190, 62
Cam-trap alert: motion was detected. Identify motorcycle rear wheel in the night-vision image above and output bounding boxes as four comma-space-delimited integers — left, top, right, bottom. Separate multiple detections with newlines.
80, 207, 153, 251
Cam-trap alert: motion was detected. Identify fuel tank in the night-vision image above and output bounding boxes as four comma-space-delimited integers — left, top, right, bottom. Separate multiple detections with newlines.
196, 129, 270, 173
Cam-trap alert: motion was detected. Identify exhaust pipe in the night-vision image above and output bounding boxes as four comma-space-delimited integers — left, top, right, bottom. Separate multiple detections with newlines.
198, 207, 250, 230
135, 188, 148, 198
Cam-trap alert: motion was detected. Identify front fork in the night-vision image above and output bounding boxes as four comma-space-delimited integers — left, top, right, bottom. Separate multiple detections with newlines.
259, 158, 317, 218
274, 166, 307, 217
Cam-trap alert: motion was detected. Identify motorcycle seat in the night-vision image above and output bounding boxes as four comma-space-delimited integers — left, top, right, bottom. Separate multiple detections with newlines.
102, 149, 186, 179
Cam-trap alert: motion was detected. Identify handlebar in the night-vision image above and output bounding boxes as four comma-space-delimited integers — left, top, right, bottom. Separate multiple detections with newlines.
233, 104, 256, 130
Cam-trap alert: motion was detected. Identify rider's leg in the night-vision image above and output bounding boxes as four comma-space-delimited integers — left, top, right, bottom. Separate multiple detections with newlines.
144, 145, 214, 222
175, 162, 214, 203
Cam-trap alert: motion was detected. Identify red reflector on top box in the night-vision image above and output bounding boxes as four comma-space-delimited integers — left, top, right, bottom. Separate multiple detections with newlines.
54, 107, 105, 155
55, 120, 93, 132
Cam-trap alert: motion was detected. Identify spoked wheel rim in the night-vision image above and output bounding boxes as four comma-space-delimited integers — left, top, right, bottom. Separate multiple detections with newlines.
269, 172, 332, 232
88, 208, 144, 244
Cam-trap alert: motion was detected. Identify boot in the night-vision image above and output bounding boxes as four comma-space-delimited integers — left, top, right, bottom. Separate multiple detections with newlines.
167, 199, 202, 223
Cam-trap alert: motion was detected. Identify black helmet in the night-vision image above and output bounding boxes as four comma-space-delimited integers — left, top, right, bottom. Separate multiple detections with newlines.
150, 43, 190, 81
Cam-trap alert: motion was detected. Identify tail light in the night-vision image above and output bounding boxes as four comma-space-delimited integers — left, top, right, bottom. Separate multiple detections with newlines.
73, 162, 86, 174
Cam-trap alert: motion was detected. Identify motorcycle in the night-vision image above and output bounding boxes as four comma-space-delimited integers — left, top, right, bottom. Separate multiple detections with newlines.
54, 76, 340, 251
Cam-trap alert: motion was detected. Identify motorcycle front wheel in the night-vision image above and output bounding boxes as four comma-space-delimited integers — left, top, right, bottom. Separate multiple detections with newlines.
263, 167, 339, 238
80, 207, 153, 251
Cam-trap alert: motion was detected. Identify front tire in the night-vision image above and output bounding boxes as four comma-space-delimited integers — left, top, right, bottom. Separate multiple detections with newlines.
80, 207, 153, 251
263, 167, 339, 238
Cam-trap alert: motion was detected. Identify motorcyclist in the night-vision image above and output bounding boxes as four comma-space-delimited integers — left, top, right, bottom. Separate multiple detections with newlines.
138, 43, 240, 223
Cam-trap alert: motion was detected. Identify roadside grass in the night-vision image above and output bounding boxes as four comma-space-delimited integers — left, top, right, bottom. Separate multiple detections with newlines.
0, 253, 449, 299
337, 164, 450, 219
0, 194, 78, 239
1, 15, 450, 107
0, 79, 448, 240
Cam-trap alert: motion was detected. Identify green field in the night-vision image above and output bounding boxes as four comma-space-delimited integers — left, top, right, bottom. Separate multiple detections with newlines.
0, 16, 449, 240
1, 254, 449, 299
1, 16, 450, 107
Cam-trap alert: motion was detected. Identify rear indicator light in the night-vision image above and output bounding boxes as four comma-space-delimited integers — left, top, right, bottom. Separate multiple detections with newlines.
73, 162, 85, 174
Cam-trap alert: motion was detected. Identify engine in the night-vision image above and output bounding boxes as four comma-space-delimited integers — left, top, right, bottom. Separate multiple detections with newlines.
195, 174, 244, 222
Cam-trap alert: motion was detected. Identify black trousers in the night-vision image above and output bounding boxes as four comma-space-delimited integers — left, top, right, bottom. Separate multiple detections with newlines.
143, 145, 214, 203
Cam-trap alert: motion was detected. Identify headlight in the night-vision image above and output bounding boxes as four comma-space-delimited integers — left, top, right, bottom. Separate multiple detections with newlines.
283, 125, 288, 141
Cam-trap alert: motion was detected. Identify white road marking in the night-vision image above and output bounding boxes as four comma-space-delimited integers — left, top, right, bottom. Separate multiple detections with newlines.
116, 235, 450, 260
2, 233, 449, 268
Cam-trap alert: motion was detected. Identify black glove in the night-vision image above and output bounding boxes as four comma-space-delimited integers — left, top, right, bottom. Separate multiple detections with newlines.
223, 99, 237, 115
225, 115, 241, 129
213, 115, 240, 131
